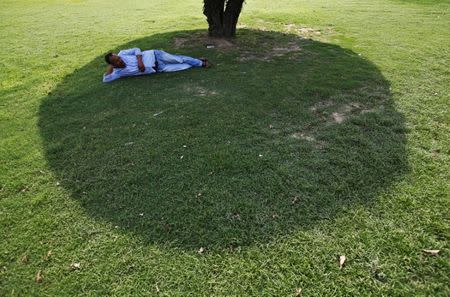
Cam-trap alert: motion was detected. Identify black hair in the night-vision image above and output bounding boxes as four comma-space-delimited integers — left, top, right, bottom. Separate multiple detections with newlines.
104, 52, 113, 64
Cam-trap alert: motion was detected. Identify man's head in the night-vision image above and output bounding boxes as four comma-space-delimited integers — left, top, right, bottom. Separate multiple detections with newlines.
104, 53, 126, 68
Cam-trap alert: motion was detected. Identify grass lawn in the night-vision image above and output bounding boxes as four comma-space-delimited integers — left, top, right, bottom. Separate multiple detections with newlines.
1, 0, 449, 295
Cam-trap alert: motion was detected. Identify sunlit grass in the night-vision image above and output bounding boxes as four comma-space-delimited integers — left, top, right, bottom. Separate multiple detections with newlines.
0, 0, 449, 296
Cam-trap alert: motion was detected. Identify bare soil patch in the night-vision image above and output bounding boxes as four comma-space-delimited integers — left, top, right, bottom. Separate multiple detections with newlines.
173, 31, 305, 62
310, 90, 385, 125
173, 33, 235, 50
284, 24, 334, 39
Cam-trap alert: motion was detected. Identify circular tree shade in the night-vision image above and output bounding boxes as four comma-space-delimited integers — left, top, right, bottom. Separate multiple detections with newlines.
39, 30, 407, 250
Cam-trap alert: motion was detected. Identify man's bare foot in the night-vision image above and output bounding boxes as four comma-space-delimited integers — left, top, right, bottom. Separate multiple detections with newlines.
200, 57, 211, 68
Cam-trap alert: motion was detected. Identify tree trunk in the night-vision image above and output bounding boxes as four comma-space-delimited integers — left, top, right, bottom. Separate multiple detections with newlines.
203, 0, 244, 38
203, 0, 226, 37
223, 0, 244, 38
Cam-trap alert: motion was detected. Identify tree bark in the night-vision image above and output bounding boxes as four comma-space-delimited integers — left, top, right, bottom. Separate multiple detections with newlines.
203, 0, 226, 37
223, 0, 244, 38
203, 0, 244, 38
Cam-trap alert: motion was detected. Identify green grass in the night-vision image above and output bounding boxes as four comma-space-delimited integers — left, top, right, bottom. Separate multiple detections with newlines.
1, 0, 449, 296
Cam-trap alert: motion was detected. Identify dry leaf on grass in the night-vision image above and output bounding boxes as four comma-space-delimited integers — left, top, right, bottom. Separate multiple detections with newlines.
44, 250, 52, 261
70, 262, 81, 270
35, 270, 43, 283
21, 255, 29, 263
295, 288, 302, 296
339, 255, 346, 269
422, 249, 440, 256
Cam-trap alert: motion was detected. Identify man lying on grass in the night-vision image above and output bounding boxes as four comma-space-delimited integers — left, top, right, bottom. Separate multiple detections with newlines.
103, 48, 210, 82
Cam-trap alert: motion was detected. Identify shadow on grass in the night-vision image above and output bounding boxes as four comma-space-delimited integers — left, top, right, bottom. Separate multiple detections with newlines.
39, 29, 407, 250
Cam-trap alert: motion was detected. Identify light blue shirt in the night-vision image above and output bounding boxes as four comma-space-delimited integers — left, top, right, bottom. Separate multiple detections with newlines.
103, 48, 156, 83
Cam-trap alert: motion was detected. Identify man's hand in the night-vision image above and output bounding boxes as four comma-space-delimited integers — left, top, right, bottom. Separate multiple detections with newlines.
105, 64, 114, 75
137, 54, 145, 72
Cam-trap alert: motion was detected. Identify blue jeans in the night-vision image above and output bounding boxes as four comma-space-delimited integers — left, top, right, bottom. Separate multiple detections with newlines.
154, 50, 203, 73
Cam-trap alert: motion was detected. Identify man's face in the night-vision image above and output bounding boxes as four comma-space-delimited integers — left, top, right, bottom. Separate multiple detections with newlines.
110, 54, 126, 68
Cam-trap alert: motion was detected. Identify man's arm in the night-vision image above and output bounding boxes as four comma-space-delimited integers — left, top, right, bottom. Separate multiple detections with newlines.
118, 48, 142, 56
105, 64, 114, 75
137, 54, 145, 72
103, 65, 120, 83
117, 48, 145, 72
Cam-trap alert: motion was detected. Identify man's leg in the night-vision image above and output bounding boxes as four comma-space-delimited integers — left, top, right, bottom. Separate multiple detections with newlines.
155, 50, 203, 67
158, 63, 193, 73
174, 55, 203, 67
